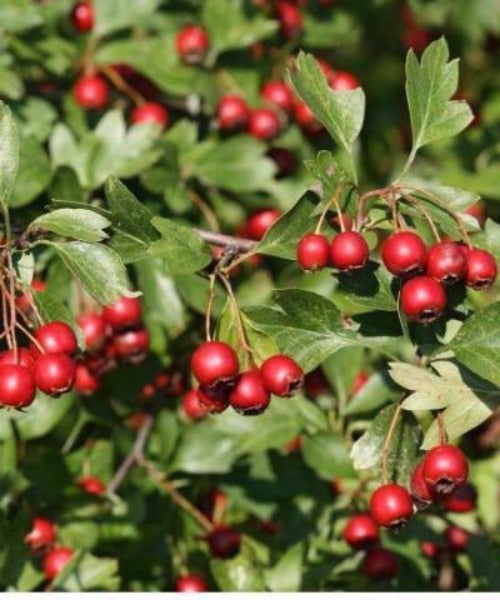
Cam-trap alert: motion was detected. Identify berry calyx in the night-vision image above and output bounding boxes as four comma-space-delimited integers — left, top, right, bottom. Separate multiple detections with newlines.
381, 231, 427, 277
74, 361, 100, 396
248, 108, 281, 141
260, 354, 304, 397
229, 370, 271, 415
71, 1, 94, 32
400, 276, 446, 323
73, 74, 109, 110
176, 25, 209, 64
35, 321, 78, 356
369, 483, 414, 528
410, 462, 434, 508
191, 341, 239, 387
33, 353, 76, 397
276, 1, 303, 39
343, 513, 379, 550
216, 95, 249, 131
297, 233, 330, 271
175, 574, 207, 592
442, 483, 477, 513
0, 347, 35, 369
330, 231, 369, 271
465, 248, 497, 290
330, 71, 360, 90
114, 328, 150, 363
79, 475, 105, 496
77, 311, 107, 353
43, 547, 74, 580
362, 548, 398, 580
422, 444, 469, 496
197, 385, 230, 414
206, 525, 241, 559
24, 517, 56, 550
246, 209, 281, 240
426, 241, 467, 285
102, 297, 142, 331
182, 389, 209, 420
0, 364, 36, 408
445, 525, 469, 553
131, 102, 169, 129
261, 81, 293, 114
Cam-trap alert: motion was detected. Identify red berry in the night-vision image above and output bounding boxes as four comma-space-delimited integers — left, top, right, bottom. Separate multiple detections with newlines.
421, 540, 440, 559
33, 353, 76, 397
74, 74, 109, 110
266, 147, 296, 179
260, 354, 304, 397
102, 297, 142, 330
35, 322, 77, 356
445, 525, 469, 553
276, 1, 303, 39
0, 364, 36, 408
154, 372, 170, 390
79, 475, 105, 496
330, 231, 369, 271
0, 348, 35, 369
422, 445, 469, 496
343, 513, 379, 550
403, 26, 432, 52
229, 369, 271, 415
71, 1, 94, 32
216, 95, 249, 131
182, 389, 209, 420
297, 233, 330, 271
175, 574, 207, 592
261, 81, 293, 114
426, 242, 466, 285
24, 517, 56, 550
176, 25, 209, 64
293, 100, 322, 135
362, 548, 398, 580
191, 341, 239, 387
381, 231, 427, 277
43, 547, 74, 580
131, 102, 169, 129
351, 370, 368, 395
331, 213, 354, 231
330, 71, 359, 91
442, 484, 477, 513
246, 209, 281, 240
410, 462, 434, 508
369, 483, 414, 528
114, 328, 150, 363
74, 362, 100, 395
248, 108, 281, 141
197, 385, 230, 414
400, 276, 446, 323
465, 248, 497, 290
77, 311, 107, 353
206, 525, 241, 559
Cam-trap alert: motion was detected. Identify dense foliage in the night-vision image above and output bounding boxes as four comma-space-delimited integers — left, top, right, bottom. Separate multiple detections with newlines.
0, 0, 499, 592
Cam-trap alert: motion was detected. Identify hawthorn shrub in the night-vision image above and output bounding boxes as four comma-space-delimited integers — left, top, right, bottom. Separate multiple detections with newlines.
0, 0, 499, 593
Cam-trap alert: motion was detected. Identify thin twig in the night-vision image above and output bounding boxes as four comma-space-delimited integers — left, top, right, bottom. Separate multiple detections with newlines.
437, 412, 447, 445
194, 228, 256, 252
189, 189, 220, 233
205, 274, 216, 342
101, 65, 145, 106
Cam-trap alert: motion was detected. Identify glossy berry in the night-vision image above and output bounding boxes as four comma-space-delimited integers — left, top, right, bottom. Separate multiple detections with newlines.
206, 525, 241, 559
24, 517, 56, 550
330, 231, 369, 271
421, 540, 440, 559
176, 25, 209, 64
410, 462, 434, 508
71, 1, 94, 32
266, 147, 296, 179
182, 389, 209, 420
297, 233, 330, 271
74, 74, 109, 109
191, 341, 239, 387
426, 242, 466, 285
229, 370, 271, 415
293, 100, 323, 135
342, 513, 379, 550
369, 483, 414, 528
79, 476, 105, 496
362, 548, 398, 580
131, 102, 169, 129
175, 574, 207, 592
465, 248, 497, 290
261, 81, 293, 114
260, 354, 304, 397
0, 364, 36, 408
216, 95, 249, 131
35, 322, 78, 356
102, 296, 142, 330
422, 444, 469, 496
445, 525, 469, 553
114, 328, 150, 362
330, 71, 360, 91
442, 483, 477, 513
43, 547, 74, 580
248, 109, 281, 141
74, 362, 100, 395
276, 1, 303, 39
33, 353, 76, 396
77, 311, 107, 353
381, 231, 427, 277
246, 209, 281, 240
0, 348, 35, 369
400, 276, 446, 323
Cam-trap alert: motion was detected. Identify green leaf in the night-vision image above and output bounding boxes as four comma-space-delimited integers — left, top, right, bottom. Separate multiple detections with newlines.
302, 432, 356, 480
32, 289, 76, 329
304, 150, 350, 201
345, 372, 398, 416
210, 540, 266, 592
31, 209, 111, 243
93, 0, 161, 36
53, 551, 120, 591
265, 543, 303, 592
0, 0, 42, 33
9, 136, 50, 207
0, 101, 19, 207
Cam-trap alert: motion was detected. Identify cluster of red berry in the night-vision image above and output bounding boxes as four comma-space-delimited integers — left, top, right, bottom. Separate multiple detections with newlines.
24, 517, 74, 581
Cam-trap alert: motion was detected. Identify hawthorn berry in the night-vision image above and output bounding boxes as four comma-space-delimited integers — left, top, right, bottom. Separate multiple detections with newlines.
102, 296, 142, 330
24, 517, 56, 550
293, 100, 323, 135
421, 540, 440, 559
216, 95, 249, 131
77, 311, 107, 353
260, 354, 304, 397
465, 248, 497, 290
182, 390, 208, 420
229, 370, 271, 415
79, 475, 105, 496
131, 102, 169, 129
410, 462, 434, 508
197, 385, 230, 414
297, 233, 330, 271
35, 321, 78, 356
400, 276, 446, 323
33, 353, 76, 396
0, 364, 36, 408
0, 347, 35, 369
369, 483, 414, 528
248, 108, 281, 141
330, 71, 360, 90
362, 548, 399, 580
114, 328, 150, 362
71, 1, 94, 32
74, 361, 100, 395
426, 241, 467, 285
342, 513, 379, 550
154, 372, 170, 390
445, 525, 469, 553
442, 483, 477, 513
261, 81, 293, 114
330, 231, 370, 271
176, 25, 209, 64
191, 341, 239, 387
276, 1, 303, 39
422, 444, 469, 496
43, 547, 74, 580
267, 147, 296, 179
246, 209, 281, 240
175, 575, 207, 592
381, 231, 427, 277
206, 525, 241, 559
73, 74, 109, 109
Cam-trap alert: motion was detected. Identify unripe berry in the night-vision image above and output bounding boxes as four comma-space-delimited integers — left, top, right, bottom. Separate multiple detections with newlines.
276, 1, 303, 39
426, 242, 466, 285
297, 233, 330, 271
445, 525, 469, 552
131, 102, 169, 129
0, 364, 36, 408
206, 525, 241, 559
33, 353, 76, 397
102, 297, 142, 331
422, 444, 468, 496
293, 100, 323, 135
248, 108, 281, 141
79, 475, 105, 496
216, 95, 249, 131
71, 1, 94, 32
229, 370, 271, 415
24, 517, 56, 550
381, 231, 427, 277
260, 354, 304, 397
182, 389, 209, 420
74, 362, 100, 395
442, 483, 477, 513
330, 71, 360, 91
175, 574, 207, 592
0, 347, 35, 369
43, 547, 74, 580
362, 548, 398, 580
246, 209, 281, 240
410, 462, 434, 508
266, 147, 296, 179
197, 385, 230, 414
261, 81, 293, 114
342, 513, 379, 550
465, 248, 497, 290
176, 25, 209, 64
73, 74, 109, 110
191, 341, 239, 387
35, 321, 78, 356
114, 328, 150, 363
77, 311, 107, 353
330, 231, 369, 271
369, 483, 414, 528
400, 276, 446, 323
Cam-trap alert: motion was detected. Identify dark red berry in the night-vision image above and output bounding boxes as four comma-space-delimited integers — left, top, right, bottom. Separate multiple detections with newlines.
154, 372, 170, 390
276, 1, 303, 39
229, 369, 271, 415
445, 525, 469, 553
421, 541, 440, 559
330, 231, 369, 270
0, 364, 36, 408
362, 548, 398, 580
261, 81, 293, 114
246, 209, 281, 240
191, 341, 239, 387
442, 483, 477, 513
77, 311, 107, 353
410, 462, 434, 508
71, 1, 94, 32
182, 389, 209, 420
176, 25, 209, 64
400, 276, 446, 323
74, 362, 100, 395
33, 353, 76, 397
216, 95, 249, 131
131, 102, 169, 129
74, 74, 109, 110
35, 321, 78, 356
248, 108, 281, 141
426, 242, 466, 285
369, 483, 414, 528
79, 476, 105, 496
197, 385, 231, 414
175, 575, 207, 592
43, 547, 74, 580
206, 525, 241, 559
403, 26, 431, 51
266, 147, 296, 179
465, 248, 497, 290
297, 233, 330, 271
102, 297, 142, 330
260, 354, 304, 397
293, 100, 322, 135
422, 444, 469, 496
0, 348, 35, 369
381, 231, 427, 277
330, 71, 359, 90
24, 517, 56, 550
343, 513, 379, 550
114, 328, 150, 362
